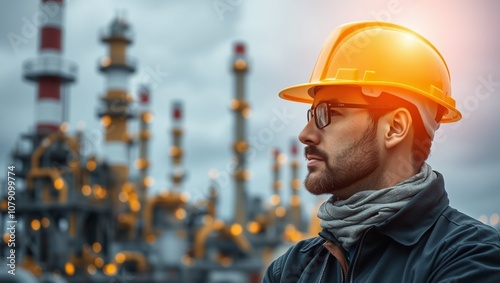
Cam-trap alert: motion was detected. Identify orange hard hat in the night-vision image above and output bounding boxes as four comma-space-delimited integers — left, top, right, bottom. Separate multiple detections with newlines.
279, 21, 462, 125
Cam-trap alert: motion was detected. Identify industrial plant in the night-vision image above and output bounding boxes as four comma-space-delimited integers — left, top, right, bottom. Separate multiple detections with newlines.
0, 1, 313, 282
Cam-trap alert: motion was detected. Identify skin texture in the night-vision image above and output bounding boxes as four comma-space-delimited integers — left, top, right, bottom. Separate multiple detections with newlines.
299, 87, 418, 199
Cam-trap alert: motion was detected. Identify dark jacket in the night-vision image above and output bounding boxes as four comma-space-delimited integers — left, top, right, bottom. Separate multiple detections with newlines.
264, 172, 500, 282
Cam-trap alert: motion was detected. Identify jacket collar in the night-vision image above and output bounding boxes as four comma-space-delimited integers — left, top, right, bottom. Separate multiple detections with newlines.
373, 171, 449, 246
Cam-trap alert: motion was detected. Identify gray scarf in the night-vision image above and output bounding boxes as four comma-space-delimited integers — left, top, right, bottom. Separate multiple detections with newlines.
317, 163, 436, 250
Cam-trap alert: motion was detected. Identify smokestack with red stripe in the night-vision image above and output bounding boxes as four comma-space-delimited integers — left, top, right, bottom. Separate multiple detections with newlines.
231, 42, 250, 226
289, 141, 302, 230
24, 0, 77, 134
136, 84, 152, 194
169, 101, 185, 190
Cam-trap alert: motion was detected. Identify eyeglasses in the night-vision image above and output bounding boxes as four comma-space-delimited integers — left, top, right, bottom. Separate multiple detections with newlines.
307, 101, 393, 129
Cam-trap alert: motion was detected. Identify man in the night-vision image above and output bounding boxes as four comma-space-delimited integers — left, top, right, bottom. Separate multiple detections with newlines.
264, 21, 500, 282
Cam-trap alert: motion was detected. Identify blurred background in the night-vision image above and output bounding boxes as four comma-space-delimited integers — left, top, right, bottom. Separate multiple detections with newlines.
0, 0, 499, 282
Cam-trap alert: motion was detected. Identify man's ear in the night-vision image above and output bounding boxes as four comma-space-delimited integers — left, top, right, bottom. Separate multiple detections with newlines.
380, 108, 412, 149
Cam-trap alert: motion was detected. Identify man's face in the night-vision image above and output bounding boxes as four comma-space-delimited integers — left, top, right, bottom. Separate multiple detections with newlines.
298, 88, 381, 198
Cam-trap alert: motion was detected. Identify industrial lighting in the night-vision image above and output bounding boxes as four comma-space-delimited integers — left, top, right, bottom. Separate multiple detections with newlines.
92, 242, 102, 253
31, 219, 41, 231
115, 253, 126, 264
269, 194, 281, 206
53, 178, 64, 190
246, 221, 261, 234
175, 208, 186, 220
230, 224, 243, 236
103, 263, 118, 276
41, 217, 50, 228
82, 185, 92, 196
275, 206, 287, 218
64, 262, 75, 276
86, 160, 97, 171
95, 257, 104, 268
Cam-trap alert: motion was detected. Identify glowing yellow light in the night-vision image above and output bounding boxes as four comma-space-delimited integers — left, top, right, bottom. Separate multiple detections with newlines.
230, 99, 240, 110
82, 185, 92, 196
53, 178, 64, 190
94, 257, 104, 268
143, 112, 153, 123
101, 115, 111, 127
247, 221, 261, 234
60, 122, 70, 133
122, 182, 133, 192
101, 56, 111, 67
273, 181, 281, 190
134, 158, 147, 170
92, 242, 102, 253
269, 194, 281, 206
230, 224, 243, 236
275, 206, 287, 218
41, 217, 50, 228
103, 264, 117, 276
86, 160, 97, 171
87, 264, 97, 275
180, 192, 190, 203
175, 208, 186, 220
31, 219, 41, 231
242, 107, 251, 118
93, 184, 107, 199
115, 253, 126, 264
234, 141, 248, 153
169, 146, 182, 158
292, 179, 301, 190
277, 153, 287, 164
65, 262, 75, 276
234, 58, 247, 70
3, 233, 10, 243
490, 213, 500, 226
290, 195, 301, 206
118, 192, 128, 202
144, 176, 154, 188
130, 200, 141, 212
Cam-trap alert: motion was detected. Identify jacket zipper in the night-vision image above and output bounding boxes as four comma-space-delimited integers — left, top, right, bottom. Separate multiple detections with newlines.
349, 227, 372, 283
323, 241, 349, 282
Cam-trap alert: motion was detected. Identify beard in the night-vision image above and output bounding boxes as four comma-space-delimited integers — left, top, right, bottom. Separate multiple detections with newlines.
304, 122, 380, 196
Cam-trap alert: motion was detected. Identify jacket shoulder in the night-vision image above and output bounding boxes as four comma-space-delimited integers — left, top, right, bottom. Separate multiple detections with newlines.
263, 236, 324, 283
429, 207, 500, 282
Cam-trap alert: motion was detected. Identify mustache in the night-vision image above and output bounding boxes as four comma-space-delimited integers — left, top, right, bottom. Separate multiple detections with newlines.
304, 146, 328, 161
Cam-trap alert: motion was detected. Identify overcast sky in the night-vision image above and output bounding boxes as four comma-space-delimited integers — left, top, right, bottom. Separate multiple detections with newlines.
1, 0, 499, 224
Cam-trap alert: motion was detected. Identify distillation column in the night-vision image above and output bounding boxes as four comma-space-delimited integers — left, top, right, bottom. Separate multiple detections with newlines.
169, 101, 185, 190
289, 141, 302, 230
231, 43, 250, 226
136, 85, 152, 234
24, 0, 76, 135
97, 16, 136, 217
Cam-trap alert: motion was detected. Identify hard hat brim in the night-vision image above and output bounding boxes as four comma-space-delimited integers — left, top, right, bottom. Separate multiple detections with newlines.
278, 81, 462, 123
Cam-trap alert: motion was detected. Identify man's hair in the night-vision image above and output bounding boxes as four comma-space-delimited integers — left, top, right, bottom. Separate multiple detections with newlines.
365, 93, 438, 169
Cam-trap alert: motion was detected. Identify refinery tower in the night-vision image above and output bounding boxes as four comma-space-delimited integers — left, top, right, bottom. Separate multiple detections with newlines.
1, 4, 310, 283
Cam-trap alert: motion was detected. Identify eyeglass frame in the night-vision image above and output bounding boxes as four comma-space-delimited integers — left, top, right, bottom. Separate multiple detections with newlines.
307, 100, 395, 129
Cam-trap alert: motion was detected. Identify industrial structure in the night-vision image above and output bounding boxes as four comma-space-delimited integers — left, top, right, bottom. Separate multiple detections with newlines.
0, 1, 310, 282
